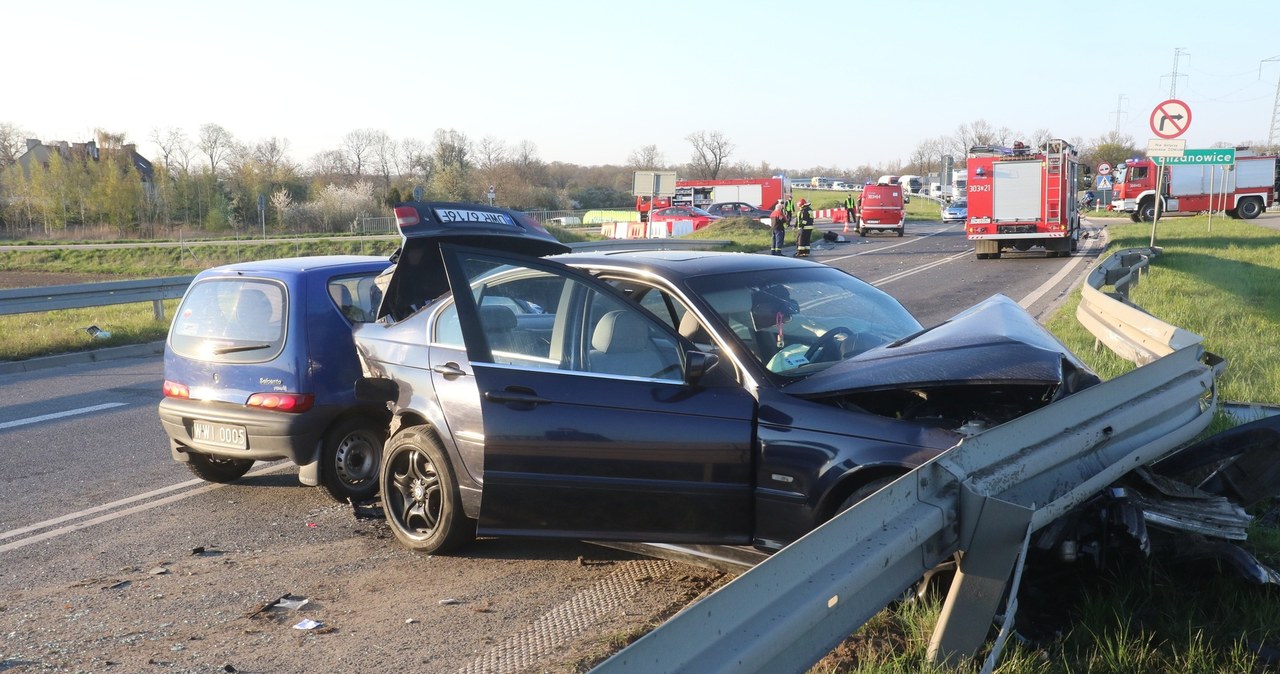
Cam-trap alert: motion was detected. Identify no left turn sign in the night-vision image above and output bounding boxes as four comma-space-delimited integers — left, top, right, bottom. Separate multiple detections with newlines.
1150, 99, 1192, 139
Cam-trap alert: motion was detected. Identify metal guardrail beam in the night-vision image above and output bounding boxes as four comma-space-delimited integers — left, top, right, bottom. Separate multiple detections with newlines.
591, 247, 1222, 673
1075, 247, 1202, 365
0, 276, 195, 319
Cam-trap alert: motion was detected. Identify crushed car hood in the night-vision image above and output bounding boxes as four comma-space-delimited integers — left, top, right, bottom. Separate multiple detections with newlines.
785, 294, 1100, 397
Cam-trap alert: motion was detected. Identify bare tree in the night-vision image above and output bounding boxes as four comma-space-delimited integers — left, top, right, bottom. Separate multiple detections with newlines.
0, 122, 32, 167
627, 144, 665, 169
431, 129, 471, 172
151, 127, 195, 175
197, 123, 236, 174
368, 130, 397, 190
399, 137, 431, 185
341, 129, 380, 178
475, 136, 508, 172
252, 137, 294, 182
308, 149, 350, 178
686, 130, 734, 180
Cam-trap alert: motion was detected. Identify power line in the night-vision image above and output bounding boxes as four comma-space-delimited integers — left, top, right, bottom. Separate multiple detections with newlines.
1162, 48, 1188, 99
1262, 55, 1280, 146
1111, 95, 1128, 133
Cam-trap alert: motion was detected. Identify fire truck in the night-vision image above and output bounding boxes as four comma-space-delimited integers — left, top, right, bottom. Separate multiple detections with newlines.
1111, 152, 1279, 222
965, 139, 1082, 259
670, 177, 791, 210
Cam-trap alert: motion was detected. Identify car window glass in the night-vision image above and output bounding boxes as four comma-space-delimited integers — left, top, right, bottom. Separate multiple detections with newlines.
327, 273, 380, 323
686, 267, 922, 377
169, 279, 286, 363
453, 253, 683, 381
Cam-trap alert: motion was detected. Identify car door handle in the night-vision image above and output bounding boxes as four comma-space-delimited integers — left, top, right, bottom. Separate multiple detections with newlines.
432, 362, 468, 379
484, 387, 551, 407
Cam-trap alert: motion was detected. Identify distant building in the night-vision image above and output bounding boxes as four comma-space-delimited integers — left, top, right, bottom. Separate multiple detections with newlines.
15, 138, 154, 186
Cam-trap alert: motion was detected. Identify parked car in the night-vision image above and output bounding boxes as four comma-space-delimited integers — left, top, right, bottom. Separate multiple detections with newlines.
352, 202, 1100, 554
942, 200, 968, 223
649, 205, 721, 231
158, 255, 392, 501
704, 202, 772, 220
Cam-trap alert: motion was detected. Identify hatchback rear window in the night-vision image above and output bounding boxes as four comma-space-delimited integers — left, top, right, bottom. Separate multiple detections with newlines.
170, 279, 287, 363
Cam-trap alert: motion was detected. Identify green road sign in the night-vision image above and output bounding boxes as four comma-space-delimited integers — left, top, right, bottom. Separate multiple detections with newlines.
1154, 148, 1236, 166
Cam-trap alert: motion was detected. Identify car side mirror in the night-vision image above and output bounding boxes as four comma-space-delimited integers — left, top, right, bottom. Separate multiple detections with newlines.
355, 377, 399, 403
684, 350, 720, 386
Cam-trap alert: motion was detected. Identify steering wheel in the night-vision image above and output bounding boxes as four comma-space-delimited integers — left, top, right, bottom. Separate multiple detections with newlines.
805, 327, 854, 363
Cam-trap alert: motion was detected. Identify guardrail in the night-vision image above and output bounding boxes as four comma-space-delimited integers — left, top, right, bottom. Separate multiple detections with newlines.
590, 247, 1223, 673
0, 240, 730, 319
0, 276, 195, 319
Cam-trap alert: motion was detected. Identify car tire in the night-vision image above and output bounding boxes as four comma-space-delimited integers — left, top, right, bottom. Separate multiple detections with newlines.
380, 427, 475, 554
897, 228, 904, 237
1238, 197, 1264, 220
320, 416, 385, 502
185, 452, 254, 483
833, 475, 900, 515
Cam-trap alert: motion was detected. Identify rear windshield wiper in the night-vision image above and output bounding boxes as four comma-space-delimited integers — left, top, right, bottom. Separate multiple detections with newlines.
212, 343, 273, 355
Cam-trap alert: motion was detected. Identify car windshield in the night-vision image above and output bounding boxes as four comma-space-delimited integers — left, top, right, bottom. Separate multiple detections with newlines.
685, 266, 923, 378
689, 207, 714, 216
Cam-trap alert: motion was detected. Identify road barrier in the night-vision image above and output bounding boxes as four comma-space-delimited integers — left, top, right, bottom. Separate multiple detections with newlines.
591, 246, 1223, 673
0, 276, 195, 320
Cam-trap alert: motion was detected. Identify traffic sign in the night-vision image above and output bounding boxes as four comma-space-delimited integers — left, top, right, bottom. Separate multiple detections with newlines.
1150, 99, 1192, 139
1097, 163, 1111, 175
1154, 148, 1237, 166
1096, 175, 1113, 190
1146, 138, 1186, 157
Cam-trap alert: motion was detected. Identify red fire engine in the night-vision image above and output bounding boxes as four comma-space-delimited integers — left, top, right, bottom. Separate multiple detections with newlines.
965, 139, 1082, 259
1111, 152, 1278, 222
670, 177, 791, 210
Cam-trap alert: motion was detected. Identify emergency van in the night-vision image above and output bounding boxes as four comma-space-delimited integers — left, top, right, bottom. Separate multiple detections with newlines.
856, 184, 905, 236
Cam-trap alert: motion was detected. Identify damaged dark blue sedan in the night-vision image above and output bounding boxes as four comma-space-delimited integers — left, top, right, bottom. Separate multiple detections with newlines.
354, 202, 1100, 554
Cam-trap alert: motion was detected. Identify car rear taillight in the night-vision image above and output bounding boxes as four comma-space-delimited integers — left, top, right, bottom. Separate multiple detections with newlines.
163, 380, 190, 399
246, 392, 315, 413
394, 206, 420, 228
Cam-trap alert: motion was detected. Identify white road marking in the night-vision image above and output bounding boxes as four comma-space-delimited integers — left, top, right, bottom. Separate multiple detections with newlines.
0, 402, 126, 430
1017, 228, 1106, 310
822, 224, 959, 265
0, 461, 293, 553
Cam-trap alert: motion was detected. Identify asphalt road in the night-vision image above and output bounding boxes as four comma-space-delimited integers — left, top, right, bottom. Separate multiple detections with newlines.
0, 218, 1108, 672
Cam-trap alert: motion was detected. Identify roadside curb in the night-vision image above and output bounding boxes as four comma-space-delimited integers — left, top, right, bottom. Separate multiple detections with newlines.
0, 341, 165, 376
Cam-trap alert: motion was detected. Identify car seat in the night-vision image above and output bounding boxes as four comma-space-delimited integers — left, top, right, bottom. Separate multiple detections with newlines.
232, 288, 279, 341
588, 310, 672, 379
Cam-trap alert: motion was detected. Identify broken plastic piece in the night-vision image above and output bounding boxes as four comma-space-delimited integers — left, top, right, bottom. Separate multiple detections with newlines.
293, 618, 323, 630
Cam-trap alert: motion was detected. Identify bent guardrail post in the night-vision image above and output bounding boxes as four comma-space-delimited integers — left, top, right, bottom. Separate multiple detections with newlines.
591, 247, 1221, 674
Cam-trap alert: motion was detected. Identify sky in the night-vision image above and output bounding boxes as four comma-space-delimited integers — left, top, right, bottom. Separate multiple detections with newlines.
9, 0, 1280, 172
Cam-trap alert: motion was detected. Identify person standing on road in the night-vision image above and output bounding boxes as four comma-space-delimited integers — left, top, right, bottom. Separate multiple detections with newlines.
769, 199, 787, 255
795, 199, 814, 257
844, 192, 858, 226
783, 195, 796, 229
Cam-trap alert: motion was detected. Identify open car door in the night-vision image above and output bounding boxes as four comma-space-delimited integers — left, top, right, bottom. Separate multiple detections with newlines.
439, 243, 758, 545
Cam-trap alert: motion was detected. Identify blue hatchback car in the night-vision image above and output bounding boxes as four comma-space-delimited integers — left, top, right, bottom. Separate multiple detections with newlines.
158, 255, 392, 501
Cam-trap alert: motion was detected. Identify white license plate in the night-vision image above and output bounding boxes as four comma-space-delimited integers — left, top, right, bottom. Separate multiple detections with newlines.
192, 420, 247, 449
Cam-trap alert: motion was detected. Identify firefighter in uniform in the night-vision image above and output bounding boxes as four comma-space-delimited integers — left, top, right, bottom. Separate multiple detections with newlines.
769, 199, 787, 255
783, 195, 796, 229
795, 199, 814, 257
844, 192, 858, 226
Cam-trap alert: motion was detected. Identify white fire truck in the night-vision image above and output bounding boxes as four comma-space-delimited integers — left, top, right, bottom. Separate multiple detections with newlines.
964, 139, 1082, 259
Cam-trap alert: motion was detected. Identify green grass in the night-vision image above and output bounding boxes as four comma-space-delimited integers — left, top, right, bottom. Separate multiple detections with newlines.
1048, 216, 1280, 405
